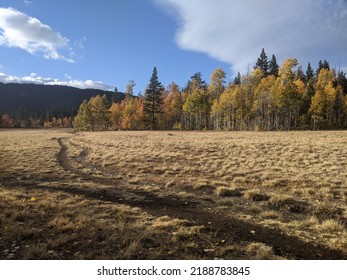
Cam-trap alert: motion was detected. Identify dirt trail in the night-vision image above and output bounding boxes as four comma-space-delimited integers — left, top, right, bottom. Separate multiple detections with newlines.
0, 131, 347, 260
1, 136, 345, 259
53, 137, 347, 260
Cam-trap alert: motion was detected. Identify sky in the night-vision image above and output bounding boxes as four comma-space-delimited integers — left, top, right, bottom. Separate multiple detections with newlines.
0, 0, 346, 93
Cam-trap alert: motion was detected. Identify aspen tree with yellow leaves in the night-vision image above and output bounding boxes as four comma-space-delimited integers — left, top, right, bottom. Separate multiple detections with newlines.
309, 68, 337, 129
72, 52, 347, 131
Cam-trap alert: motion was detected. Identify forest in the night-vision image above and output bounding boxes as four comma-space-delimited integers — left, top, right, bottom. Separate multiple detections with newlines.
72, 49, 347, 131
0, 83, 123, 129
2, 49, 347, 131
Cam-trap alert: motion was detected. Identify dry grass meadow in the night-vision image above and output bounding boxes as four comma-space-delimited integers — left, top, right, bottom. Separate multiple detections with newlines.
0, 129, 347, 259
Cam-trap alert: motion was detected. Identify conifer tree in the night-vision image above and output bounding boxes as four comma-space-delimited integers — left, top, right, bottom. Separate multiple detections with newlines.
185, 72, 207, 92
268, 54, 279, 77
336, 71, 347, 94
296, 66, 305, 81
143, 67, 164, 130
305, 62, 314, 82
233, 72, 242, 85
254, 48, 269, 74
316, 60, 330, 76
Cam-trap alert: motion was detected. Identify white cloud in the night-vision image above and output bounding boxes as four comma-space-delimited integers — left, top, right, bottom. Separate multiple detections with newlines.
0, 71, 113, 91
49, 79, 113, 91
155, 0, 347, 74
74, 36, 86, 49
64, 73, 73, 80
0, 7, 73, 62
22, 1, 32, 5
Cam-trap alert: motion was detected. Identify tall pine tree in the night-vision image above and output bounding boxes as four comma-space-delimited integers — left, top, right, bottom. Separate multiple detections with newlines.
233, 72, 242, 85
268, 54, 279, 77
143, 67, 164, 130
316, 60, 330, 76
254, 48, 269, 74
186, 72, 207, 92
305, 62, 314, 83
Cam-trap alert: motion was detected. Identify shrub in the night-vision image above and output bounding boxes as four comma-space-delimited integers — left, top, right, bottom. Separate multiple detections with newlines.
215, 187, 242, 197
268, 195, 308, 213
244, 189, 270, 201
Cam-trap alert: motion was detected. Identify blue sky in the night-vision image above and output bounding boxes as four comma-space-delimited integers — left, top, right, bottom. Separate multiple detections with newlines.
0, 0, 231, 93
0, 0, 346, 93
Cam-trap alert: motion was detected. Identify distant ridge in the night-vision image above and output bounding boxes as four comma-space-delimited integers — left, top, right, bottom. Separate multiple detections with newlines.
0, 83, 125, 116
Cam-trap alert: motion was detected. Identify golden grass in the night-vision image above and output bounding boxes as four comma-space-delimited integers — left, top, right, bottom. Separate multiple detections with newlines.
1, 129, 346, 259
319, 219, 344, 233
215, 187, 242, 197
268, 194, 308, 213
77, 131, 346, 192
245, 242, 281, 260
244, 189, 270, 201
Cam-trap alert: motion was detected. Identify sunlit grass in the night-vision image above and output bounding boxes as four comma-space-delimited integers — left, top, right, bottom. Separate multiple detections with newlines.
1, 129, 346, 259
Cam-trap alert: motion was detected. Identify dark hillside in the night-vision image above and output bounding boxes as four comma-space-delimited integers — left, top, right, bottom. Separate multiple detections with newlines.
0, 83, 124, 116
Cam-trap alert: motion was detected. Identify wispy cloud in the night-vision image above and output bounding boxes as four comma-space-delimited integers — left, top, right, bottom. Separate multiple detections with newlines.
0, 7, 73, 62
22, 1, 32, 5
0, 71, 113, 91
74, 36, 86, 49
155, 0, 347, 73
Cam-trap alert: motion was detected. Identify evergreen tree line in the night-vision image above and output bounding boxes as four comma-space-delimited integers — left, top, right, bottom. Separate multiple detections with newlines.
72, 50, 347, 131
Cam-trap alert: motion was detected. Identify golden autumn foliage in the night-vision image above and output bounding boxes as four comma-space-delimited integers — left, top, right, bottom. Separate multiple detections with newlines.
109, 96, 144, 130
71, 56, 347, 131
309, 69, 338, 129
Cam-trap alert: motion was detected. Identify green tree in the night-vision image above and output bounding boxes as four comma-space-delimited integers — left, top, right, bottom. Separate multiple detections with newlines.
185, 72, 207, 92
316, 60, 330, 76
305, 62, 314, 83
143, 67, 164, 130
233, 72, 242, 85
268, 54, 279, 77
336, 71, 347, 127
336, 71, 347, 94
296, 66, 305, 81
254, 48, 269, 74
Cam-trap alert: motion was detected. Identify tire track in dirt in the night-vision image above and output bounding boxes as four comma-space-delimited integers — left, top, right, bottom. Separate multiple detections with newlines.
56, 137, 347, 260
